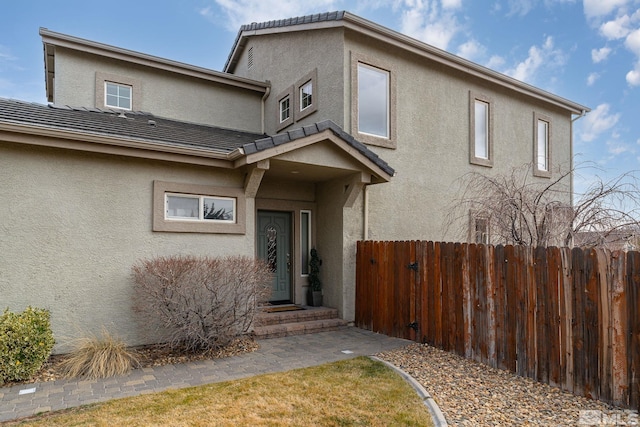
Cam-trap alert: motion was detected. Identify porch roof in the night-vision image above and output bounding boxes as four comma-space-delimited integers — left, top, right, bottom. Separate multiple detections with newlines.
0, 97, 394, 179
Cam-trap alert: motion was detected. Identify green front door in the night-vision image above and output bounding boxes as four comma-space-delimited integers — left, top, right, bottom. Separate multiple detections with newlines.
257, 211, 292, 303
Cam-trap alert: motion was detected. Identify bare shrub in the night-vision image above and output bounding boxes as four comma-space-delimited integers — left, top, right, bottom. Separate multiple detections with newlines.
132, 255, 272, 351
59, 328, 139, 379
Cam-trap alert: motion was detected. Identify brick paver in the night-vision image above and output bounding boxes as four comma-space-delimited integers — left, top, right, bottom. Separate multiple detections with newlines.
0, 327, 410, 423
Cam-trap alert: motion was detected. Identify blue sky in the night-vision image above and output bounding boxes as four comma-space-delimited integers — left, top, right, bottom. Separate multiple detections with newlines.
1, 0, 639, 189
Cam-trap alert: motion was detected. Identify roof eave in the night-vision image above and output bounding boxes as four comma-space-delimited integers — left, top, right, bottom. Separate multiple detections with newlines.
340, 12, 589, 114
0, 121, 239, 168
39, 28, 269, 97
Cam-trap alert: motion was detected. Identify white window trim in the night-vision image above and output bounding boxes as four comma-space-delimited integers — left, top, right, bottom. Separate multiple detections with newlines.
533, 113, 552, 178
95, 72, 141, 111
294, 69, 318, 122
469, 91, 493, 167
153, 181, 246, 234
276, 85, 294, 132
351, 52, 397, 149
104, 81, 132, 110
165, 193, 236, 223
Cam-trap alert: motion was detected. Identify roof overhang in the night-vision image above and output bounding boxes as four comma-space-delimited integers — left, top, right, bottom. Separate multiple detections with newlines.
224, 11, 589, 115
0, 120, 394, 185
40, 28, 269, 103
237, 128, 393, 184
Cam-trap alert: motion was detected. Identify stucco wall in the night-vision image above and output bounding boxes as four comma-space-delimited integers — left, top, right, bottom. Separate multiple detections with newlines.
54, 47, 264, 132
344, 31, 573, 242
232, 29, 346, 135
0, 142, 254, 353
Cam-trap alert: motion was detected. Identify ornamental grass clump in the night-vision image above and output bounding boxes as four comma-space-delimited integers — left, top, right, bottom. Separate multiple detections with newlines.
59, 328, 139, 379
0, 306, 55, 385
132, 255, 272, 351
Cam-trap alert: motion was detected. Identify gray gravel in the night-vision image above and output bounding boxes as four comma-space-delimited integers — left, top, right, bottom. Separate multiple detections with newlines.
377, 343, 634, 426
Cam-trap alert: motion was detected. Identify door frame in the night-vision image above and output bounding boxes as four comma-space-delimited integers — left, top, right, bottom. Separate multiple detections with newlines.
257, 210, 293, 303
255, 199, 316, 306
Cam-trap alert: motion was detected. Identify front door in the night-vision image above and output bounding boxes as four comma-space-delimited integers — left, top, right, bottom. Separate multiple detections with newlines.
257, 211, 292, 303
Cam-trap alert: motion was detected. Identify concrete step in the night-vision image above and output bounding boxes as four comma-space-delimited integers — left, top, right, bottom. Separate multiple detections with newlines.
253, 306, 348, 339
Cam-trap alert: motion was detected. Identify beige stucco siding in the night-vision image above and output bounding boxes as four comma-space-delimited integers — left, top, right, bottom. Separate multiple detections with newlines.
0, 142, 254, 353
344, 32, 572, 242
53, 47, 263, 132
233, 29, 346, 135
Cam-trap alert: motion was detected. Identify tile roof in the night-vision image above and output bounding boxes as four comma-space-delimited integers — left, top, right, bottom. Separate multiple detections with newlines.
244, 120, 395, 177
0, 98, 394, 176
0, 98, 264, 153
238, 11, 345, 32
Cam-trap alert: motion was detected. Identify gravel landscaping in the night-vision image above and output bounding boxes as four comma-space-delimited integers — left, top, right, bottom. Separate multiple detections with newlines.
377, 343, 634, 426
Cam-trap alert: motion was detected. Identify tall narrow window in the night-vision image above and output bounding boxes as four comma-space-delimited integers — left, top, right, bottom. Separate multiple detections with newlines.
280, 96, 290, 123
475, 101, 489, 159
105, 82, 132, 110
469, 92, 493, 167
300, 81, 312, 111
537, 120, 549, 171
357, 63, 389, 138
301, 211, 311, 275
534, 113, 552, 177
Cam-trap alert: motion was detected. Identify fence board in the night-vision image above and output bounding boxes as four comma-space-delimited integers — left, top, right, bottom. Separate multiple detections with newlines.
355, 241, 640, 410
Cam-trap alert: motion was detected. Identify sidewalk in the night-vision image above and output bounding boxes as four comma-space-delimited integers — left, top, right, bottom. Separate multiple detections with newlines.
0, 327, 411, 423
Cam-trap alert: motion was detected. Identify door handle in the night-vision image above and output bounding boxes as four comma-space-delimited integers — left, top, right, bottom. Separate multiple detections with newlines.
286, 253, 291, 273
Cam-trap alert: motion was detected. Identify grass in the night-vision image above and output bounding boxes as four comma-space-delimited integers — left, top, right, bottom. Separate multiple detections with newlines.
57, 329, 139, 380
8, 357, 434, 426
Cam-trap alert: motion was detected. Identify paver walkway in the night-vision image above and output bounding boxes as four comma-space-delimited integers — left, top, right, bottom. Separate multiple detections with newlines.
0, 327, 411, 423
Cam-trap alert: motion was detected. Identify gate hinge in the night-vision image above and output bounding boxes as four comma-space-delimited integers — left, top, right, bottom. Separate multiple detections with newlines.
407, 262, 418, 271
407, 321, 419, 331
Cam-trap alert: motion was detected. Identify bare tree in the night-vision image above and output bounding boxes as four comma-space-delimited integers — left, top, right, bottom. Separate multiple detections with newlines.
445, 163, 640, 249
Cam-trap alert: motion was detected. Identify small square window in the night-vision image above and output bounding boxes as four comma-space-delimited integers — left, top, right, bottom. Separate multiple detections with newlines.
300, 81, 312, 111
293, 69, 317, 122
105, 82, 132, 110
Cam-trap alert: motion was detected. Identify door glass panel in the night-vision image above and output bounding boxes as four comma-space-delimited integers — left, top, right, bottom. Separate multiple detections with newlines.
267, 226, 277, 273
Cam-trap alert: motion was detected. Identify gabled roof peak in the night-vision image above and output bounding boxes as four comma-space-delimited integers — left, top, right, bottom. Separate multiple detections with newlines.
239, 10, 345, 32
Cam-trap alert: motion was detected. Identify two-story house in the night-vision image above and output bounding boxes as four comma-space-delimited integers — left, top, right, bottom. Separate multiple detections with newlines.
0, 11, 588, 351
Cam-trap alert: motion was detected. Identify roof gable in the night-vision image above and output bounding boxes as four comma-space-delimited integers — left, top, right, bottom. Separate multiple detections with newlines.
224, 10, 589, 115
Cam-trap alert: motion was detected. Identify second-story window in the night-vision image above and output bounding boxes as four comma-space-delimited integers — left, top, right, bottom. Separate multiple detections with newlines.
105, 82, 132, 110
300, 81, 312, 111
357, 63, 389, 139
534, 113, 552, 178
280, 95, 291, 123
469, 92, 493, 167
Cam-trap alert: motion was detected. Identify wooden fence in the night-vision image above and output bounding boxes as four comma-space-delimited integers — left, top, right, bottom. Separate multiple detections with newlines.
355, 241, 640, 409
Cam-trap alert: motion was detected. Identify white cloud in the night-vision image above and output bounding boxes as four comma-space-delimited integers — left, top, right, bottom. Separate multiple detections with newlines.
456, 39, 486, 61
600, 13, 633, 39
211, 0, 338, 31
591, 46, 612, 62
504, 36, 567, 83
627, 66, 640, 85
486, 55, 506, 70
626, 27, 640, 55
607, 139, 633, 155
398, 0, 463, 50
583, 0, 630, 20
441, 0, 462, 9
587, 72, 600, 85
580, 103, 621, 142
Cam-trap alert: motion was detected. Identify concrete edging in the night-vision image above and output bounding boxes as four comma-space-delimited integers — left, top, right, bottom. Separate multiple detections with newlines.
369, 356, 448, 427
